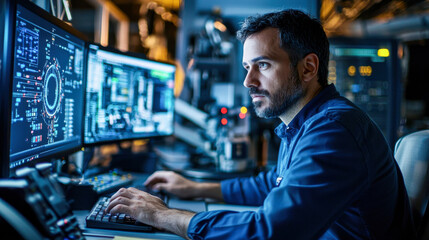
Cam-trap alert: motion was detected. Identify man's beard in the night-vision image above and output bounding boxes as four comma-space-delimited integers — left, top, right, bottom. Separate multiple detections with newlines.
250, 69, 303, 119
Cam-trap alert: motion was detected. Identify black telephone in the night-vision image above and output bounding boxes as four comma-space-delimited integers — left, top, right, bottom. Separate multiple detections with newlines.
0, 163, 85, 240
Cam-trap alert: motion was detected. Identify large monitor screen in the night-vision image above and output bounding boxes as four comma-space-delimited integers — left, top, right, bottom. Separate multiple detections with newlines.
9, 3, 85, 170
84, 44, 176, 145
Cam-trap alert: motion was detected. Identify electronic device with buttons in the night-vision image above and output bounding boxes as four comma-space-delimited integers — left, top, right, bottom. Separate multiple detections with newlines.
81, 169, 134, 194
65, 169, 135, 210
0, 163, 85, 239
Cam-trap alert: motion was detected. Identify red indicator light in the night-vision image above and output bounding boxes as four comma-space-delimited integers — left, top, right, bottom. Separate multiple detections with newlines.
239, 113, 246, 119
221, 107, 228, 114
221, 118, 228, 125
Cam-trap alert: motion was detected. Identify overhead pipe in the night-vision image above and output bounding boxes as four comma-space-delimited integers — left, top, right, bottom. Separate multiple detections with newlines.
363, 14, 429, 38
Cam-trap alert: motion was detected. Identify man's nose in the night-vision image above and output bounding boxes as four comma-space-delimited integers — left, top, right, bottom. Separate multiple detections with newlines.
243, 68, 259, 89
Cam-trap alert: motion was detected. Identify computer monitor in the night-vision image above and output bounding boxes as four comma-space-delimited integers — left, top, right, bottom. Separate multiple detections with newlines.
7, 0, 86, 174
84, 44, 176, 145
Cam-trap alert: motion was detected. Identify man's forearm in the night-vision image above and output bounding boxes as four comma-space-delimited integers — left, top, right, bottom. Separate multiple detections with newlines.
154, 208, 196, 239
194, 182, 223, 201
151, 182, 222, 238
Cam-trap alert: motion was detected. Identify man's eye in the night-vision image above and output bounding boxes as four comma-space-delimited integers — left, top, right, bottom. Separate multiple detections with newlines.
258, 62, 269, 69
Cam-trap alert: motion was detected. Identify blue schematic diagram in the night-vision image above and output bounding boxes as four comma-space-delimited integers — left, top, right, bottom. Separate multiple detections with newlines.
16, 26, 39, 65
9, 7, 85, 166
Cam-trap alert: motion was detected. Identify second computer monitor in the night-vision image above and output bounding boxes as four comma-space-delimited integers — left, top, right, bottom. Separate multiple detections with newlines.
84, 44, 176, 145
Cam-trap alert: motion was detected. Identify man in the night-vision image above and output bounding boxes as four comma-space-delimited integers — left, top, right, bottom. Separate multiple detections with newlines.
106, 10, 416, 239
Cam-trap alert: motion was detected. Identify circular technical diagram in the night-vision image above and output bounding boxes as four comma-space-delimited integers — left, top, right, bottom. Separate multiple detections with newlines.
42, 60, 63, 120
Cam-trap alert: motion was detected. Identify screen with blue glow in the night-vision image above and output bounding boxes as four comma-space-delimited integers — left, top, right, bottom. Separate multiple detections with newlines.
84, 44, 176, 144
9, 4, 85, 169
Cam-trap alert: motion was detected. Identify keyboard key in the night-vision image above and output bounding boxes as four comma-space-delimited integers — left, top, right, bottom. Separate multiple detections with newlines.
88, 214, 97, 221
118, 214, 125, 223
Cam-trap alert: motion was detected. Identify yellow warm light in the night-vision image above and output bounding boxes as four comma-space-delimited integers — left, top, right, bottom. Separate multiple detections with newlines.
162, 12, 173, 21
214, 21, 227, 32
147, 2, 158, 10
155, 6, 165, 15
174, 60, 185, 97
377, 48, 390, 57
359, 66, 372, 76
240, 106, 247, 114
348, 65, 356, 76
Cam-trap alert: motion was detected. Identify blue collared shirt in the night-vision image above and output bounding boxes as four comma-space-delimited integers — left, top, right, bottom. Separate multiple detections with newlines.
187, 84, 416, 239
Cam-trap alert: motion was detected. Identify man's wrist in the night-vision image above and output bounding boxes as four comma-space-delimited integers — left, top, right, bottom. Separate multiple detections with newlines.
154, 208, 196, 239
194, 182, 223, 200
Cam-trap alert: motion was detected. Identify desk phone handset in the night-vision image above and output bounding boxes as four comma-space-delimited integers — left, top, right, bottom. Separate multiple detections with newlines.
0, 163, 85, 240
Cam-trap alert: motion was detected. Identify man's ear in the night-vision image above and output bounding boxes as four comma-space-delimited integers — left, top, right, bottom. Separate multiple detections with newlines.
300, 53, 319, 83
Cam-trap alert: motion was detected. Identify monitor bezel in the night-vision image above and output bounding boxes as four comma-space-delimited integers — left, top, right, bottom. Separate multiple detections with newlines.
5, 0, 89, 177
0, 0, 14, 178
83, 42, 177, 147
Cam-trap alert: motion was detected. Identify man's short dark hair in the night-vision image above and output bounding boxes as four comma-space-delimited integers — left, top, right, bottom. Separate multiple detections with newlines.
237, 9, 330, 87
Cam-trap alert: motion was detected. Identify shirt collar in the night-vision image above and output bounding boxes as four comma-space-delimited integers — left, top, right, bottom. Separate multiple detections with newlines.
274, 84, 340, 138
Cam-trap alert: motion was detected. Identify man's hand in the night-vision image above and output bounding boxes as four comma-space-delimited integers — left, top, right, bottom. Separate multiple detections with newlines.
106, 187, 195, 239
144, 171, 198, 199
144, 171, 223, 201
106, 187, 168, 226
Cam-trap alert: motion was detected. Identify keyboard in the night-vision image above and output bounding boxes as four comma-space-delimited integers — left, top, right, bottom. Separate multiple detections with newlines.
86, 196, 153, 232
85, 187, 167, 232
